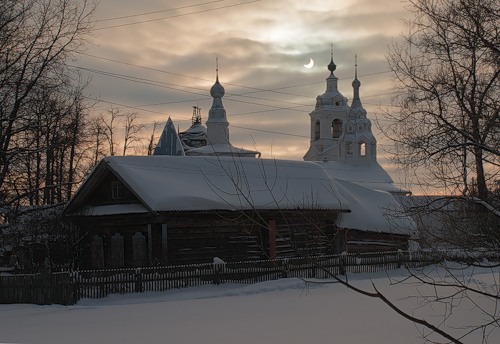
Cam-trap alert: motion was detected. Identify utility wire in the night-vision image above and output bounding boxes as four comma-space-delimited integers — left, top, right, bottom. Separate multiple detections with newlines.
72, 55, 402, 138
93, 0, 225, 22
73, 55, 398, 108
87, 93, 398, 140
71, 64, 400, 113
94, 0, 261, 30
77, 51, 393, 98
76, 52, 317, 98
70, 65, 314, 108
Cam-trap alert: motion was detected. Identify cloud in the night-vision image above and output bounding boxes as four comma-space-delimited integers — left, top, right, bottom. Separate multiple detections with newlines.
77, 0, 409, 183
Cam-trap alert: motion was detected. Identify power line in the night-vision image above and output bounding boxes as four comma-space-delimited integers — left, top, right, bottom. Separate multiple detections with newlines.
76, 52, 393, 97
70, 65, 315, 110
72, 55, 403, 137
76, 52, 315, 99
94, 0, 261, 31
71, 65, 209, 96
74, 64, 400, 111
94, 0, 225, 23
76, 53, 309, 99
71, 65, 402, 125
231, 125, 309, 138
77, 52, 210, 82
86, 93, 399, 141
84, 95, 311, 139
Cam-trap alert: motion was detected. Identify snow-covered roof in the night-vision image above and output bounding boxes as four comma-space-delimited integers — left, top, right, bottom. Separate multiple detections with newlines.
67, 155, 413, 234
183, 123, 206, 134
104, 156, 349, 212
333, 179, 413, 234
153, 117, 185, 156
187, 143, 260, 157
319, 160, 408, 194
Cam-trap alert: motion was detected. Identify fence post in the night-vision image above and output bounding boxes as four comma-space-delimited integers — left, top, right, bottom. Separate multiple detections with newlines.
41, 269, 51, 305
281, 259, 288, 278
71, 272, 79, 305
212, 258, 226, 285
213, 265, 220, 285
135, 268, 143, 293
339, 252, 347, 276
397, 250, 403, 268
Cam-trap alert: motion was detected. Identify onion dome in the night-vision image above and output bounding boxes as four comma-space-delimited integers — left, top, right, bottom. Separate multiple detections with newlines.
328, 57, 337, 74
352, 77, 361, 88
210, 77, 225, 99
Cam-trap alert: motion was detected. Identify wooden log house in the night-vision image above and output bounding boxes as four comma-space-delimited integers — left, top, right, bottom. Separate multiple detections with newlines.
63, 156, 412, 268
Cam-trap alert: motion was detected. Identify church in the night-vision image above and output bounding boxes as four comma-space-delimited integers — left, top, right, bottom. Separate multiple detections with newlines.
63, 53, 413, 268
155, 53, 405, 194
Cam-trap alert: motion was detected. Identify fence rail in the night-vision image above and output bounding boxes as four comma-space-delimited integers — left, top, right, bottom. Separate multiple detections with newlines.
0, 250, 451, 305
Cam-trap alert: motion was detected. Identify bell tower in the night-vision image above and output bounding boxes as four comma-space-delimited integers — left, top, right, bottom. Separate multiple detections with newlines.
304, 47, 349, 162
338, 55, 377, 162
186, 58, 260, 158
205, 58, 230, 146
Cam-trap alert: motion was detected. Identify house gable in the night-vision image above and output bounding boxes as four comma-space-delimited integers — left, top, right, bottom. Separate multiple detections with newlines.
63, 160, 148, 216
86, 171, 138, 206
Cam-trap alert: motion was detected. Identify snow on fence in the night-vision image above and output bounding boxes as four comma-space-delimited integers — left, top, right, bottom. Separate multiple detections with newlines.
0, 250, 441, 305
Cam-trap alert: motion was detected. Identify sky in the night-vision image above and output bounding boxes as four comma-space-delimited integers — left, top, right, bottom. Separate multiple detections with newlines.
74, 0, 411, 189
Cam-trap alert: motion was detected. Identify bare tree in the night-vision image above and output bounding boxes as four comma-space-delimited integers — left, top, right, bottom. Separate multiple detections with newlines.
100, 108, 120, 157
147, 121, 161, 156
2, 74, 94, 207
371, 1, 500, 341
97, 109, 146, 156
0, 0, 96, 206
121, 112, 144, 156
381, 0, 499, 204
90, 118, 107, 165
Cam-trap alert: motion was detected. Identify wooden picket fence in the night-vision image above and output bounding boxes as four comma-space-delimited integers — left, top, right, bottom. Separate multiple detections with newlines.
0, 250, 440, 305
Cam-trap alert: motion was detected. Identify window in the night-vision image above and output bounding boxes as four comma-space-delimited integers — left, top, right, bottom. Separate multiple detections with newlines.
314, 120, 320, 140
112, 181, 124, 200
359, 142, 366, 157
332, 119, 342, 138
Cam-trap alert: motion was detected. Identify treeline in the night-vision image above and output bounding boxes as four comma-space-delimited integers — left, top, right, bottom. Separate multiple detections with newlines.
0, 0, 159, 210
1, 0, 95, 209
0, 0, 162, 269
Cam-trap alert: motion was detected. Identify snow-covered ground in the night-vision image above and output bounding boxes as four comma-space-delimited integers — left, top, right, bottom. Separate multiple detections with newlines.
0, 266, 498, 344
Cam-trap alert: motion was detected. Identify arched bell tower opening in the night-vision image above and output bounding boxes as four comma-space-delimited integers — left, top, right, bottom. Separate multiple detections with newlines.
314, 120, 320, 140
332, 119, 342, 138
